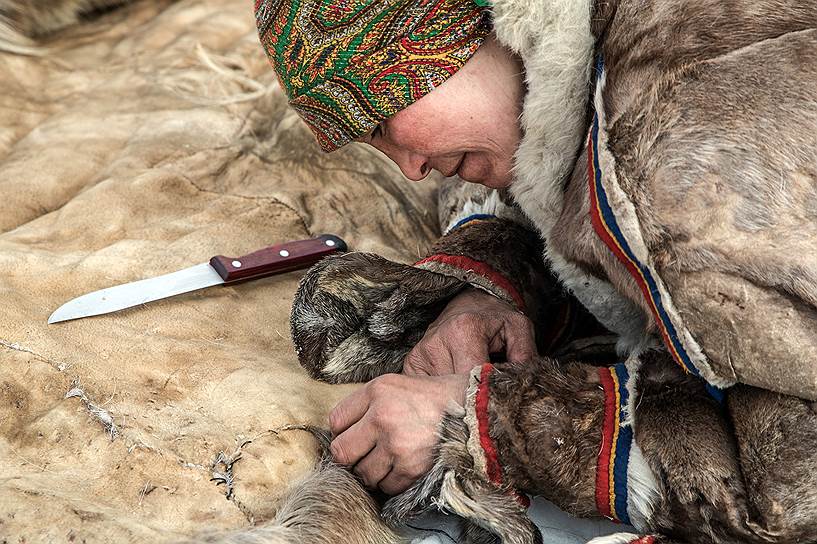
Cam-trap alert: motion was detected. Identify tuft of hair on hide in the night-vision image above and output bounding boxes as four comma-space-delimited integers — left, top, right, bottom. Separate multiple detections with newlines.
0, 0, 130, 55
162, 43, 281, 107
177, 425, 405, 544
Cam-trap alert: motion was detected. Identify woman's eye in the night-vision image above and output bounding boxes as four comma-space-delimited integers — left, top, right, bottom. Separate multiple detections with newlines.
372, 124, 383, 139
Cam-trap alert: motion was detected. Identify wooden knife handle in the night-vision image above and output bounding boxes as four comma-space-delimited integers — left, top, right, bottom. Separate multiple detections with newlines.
209, 234, 347, 283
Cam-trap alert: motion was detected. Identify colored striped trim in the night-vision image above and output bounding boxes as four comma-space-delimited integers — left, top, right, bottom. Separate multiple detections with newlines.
415, 253, 525, 311
475, 363, 503, 485
473, 363, 530, 508
587, 60, 700, 381
596, 364, 633, 525
630, 537, 656, 544
449, 213, 496, 232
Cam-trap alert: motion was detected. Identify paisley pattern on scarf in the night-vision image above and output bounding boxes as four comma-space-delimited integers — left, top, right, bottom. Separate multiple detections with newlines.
255, 0, 491, 151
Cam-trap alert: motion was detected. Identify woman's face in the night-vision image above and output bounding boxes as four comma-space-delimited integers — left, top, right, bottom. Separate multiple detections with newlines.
358, 36, 525, 189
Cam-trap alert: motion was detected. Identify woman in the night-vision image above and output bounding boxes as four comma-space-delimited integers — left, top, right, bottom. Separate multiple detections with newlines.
262, 0, 817, 542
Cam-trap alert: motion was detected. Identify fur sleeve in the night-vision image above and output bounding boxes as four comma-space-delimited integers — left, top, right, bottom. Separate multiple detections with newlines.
386, 351, 817, 544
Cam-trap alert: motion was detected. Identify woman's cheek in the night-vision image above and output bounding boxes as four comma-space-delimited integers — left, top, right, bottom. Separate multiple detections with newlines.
462, 154, 512, 188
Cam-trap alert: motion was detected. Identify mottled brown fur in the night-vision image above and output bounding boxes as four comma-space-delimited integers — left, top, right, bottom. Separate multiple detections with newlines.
484, 360, 605, 516
290, 252, 467, 383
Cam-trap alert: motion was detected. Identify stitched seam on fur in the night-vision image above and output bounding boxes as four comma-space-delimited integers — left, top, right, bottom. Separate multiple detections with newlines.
464, 364, 491, 483
464, 363, 530, 508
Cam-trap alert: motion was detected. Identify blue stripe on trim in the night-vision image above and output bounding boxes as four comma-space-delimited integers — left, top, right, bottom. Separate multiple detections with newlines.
450, 213, 496, 232
612, 363, 632, 525
705, 383, 725, 403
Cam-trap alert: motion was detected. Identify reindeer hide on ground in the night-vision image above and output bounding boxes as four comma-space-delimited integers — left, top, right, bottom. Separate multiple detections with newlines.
0, 0, 442, 540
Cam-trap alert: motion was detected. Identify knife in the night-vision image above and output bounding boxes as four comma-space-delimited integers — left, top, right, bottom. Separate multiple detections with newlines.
48, 234, 347, 324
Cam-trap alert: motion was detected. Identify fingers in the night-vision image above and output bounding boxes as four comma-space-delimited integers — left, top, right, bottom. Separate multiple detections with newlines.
406, 311, 534, 375
353, 446, 420, 495
352, 445, 393, 489
328, 373, 466, 496
379, 469, 415, 495
329, 385, 370, 436
329, 388, 377, 466
502, 313, 537, 362
330, 417, 376, 466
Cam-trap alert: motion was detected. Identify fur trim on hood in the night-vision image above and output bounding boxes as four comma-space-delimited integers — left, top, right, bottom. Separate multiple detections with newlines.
492, 0, 596, 238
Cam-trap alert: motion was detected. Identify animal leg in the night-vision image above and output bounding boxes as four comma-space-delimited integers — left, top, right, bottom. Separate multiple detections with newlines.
290, 215, 584, 383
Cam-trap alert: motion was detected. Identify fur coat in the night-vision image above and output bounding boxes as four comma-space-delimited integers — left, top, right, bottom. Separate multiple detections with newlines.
288, 3, 817, 543
499, 0, 817, 400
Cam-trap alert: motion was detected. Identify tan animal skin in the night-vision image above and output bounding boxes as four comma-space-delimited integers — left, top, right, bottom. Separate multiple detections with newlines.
0, 0, 132, 53
7, 1, 816, 543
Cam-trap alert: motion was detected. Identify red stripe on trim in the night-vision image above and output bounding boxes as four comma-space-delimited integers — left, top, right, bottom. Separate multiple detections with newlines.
595, 367, 616, 519
473, 363, 530, 508
475, 363, 503, 485
415, 254, 526, 312
630, 537, 656, 544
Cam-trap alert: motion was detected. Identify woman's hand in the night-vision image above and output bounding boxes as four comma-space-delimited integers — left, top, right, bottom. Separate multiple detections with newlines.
402, 288, 536, 376
329, 372, 468, 495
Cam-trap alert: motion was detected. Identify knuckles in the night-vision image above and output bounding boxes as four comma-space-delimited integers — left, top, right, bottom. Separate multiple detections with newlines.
403, 345, 436, 375
506, 311, 532, 328
364, 373, 402, 397
444, 312, 489, 335
364, 375, 405, 428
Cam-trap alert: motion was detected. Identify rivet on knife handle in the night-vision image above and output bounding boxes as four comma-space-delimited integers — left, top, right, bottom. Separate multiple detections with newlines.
209, 234, 347, 283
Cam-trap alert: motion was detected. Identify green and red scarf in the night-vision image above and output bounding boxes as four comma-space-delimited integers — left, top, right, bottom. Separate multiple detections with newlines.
255, 0, 491, 151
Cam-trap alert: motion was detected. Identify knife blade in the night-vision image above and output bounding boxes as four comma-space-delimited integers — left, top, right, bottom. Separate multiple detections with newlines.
48, 234, 347, 324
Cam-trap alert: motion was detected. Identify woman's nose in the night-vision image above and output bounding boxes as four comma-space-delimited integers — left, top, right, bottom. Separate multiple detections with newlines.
391, 149, 430, 182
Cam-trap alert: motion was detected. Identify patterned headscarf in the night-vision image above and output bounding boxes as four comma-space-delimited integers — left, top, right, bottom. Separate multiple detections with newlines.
255, 0, 491, 151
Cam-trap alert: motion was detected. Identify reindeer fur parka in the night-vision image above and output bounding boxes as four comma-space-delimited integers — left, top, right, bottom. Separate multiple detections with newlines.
501, 0, 817, 399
